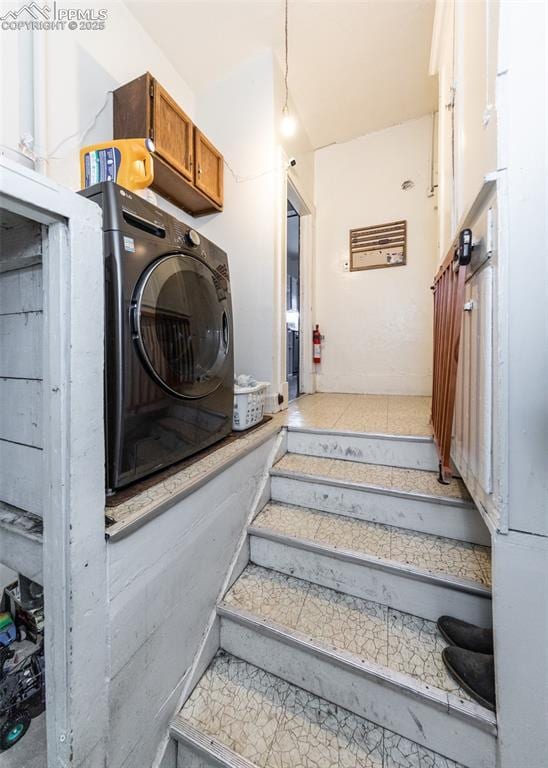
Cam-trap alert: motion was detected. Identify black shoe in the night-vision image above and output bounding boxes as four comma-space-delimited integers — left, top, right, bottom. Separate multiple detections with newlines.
437, 615, 494, 654
442, 647, 496, 711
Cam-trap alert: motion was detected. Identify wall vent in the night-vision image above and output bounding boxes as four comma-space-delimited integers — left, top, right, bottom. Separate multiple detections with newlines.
349, 220, 407, 272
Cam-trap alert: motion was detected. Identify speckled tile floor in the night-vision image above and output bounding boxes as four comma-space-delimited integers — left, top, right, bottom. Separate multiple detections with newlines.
180, 653, 466, 768
274, 454, 470, 502
285, 394, 433, 436
223, 565, 476, 703
252, 503, 491, 588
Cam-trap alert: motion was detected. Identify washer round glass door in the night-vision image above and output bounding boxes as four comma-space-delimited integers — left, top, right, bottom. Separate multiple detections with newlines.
134, 253, 230, 399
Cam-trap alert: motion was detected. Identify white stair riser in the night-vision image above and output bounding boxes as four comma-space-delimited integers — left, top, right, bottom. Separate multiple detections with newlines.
250, 535, 492, 626
173, 723, 258, 768
270, 475, 490, 546
220, 617, 496, 768
176, 742, 219, 768
287, 430, 439, 471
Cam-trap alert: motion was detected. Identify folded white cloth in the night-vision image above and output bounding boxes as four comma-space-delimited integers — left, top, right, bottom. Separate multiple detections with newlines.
236, 374, 258, 387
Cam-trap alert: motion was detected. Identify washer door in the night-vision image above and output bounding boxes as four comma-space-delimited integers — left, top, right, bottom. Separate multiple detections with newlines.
134, 253, 230, 399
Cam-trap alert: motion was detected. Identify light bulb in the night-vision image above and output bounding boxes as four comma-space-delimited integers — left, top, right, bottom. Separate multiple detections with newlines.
280, 110, 297, 138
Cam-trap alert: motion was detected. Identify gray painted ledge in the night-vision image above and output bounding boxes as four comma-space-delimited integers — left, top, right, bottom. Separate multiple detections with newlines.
0, 500, 43, 541
0, 470, 43, 585
106, 420, 284, 542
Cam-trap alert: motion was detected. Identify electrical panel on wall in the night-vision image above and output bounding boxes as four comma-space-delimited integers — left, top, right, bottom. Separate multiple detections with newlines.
349, 220, 407, 271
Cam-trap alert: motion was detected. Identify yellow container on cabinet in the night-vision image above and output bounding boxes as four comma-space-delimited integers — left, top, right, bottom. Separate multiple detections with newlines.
80, 138, 154, 191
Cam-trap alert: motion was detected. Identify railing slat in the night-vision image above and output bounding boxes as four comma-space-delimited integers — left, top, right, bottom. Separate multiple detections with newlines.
431, 249, 466, 482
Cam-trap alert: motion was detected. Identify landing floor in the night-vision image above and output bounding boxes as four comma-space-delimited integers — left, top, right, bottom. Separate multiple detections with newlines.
285, 393, 432, 435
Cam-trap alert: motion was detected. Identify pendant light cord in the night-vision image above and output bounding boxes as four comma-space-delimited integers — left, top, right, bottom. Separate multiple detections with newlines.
283, 0, 289, 112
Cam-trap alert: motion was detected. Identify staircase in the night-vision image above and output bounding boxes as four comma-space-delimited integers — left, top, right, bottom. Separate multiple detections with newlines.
170, 427, 495, 768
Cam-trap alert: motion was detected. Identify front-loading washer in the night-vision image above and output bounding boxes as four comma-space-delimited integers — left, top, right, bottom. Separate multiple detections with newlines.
81, 182, 234, 493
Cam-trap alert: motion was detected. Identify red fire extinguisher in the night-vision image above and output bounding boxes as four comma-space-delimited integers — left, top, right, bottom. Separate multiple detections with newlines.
313, 324, 322, 364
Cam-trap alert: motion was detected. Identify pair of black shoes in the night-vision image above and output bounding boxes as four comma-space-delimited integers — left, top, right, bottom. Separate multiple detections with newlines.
438, 616, 496, 711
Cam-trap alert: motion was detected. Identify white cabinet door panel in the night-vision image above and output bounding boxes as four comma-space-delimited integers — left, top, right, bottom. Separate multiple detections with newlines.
453, 264, 494, 514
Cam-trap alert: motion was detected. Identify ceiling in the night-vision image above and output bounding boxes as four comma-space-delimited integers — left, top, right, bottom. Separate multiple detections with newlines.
126, 0, 437, 148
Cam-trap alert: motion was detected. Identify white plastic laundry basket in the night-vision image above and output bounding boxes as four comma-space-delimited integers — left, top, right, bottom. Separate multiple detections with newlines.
233, 382, 269, 431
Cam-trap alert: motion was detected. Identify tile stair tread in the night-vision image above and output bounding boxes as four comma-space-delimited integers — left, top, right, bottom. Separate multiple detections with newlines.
177, 651, 467, 768
251, 502, 492, 589
221, 564, 482, 708
272, 453, 471, 503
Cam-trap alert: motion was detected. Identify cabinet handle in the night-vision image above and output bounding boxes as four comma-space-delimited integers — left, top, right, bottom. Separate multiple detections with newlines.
197, 165, 202, 178
189, 157, 193, 171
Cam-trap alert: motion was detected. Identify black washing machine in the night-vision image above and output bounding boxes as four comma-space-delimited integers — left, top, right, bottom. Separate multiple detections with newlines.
81, 182, 234, 493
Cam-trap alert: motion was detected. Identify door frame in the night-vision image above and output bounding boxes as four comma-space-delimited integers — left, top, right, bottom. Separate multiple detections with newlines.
287, 176, 315, 397
274, 157, 315, 411
285, 198, 301, 402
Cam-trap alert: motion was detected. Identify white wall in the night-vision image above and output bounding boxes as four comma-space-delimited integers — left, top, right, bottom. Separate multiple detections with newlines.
190, 51, 277, 387
454, 0, 498, 227
432, 0, 498, 260
314, 115, 437, 395
0, 5, 307, 407
42, 2, 195, 188
434, 0, 455, 262
0, 28, 34, 167
273, 59, 315, 207
190, 51, 314, 399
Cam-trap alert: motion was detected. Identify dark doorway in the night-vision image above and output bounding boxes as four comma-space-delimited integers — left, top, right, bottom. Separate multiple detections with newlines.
286, 200, 300, 402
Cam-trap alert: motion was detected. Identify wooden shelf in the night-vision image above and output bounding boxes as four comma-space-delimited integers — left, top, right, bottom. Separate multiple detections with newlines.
113, 73, 223, 216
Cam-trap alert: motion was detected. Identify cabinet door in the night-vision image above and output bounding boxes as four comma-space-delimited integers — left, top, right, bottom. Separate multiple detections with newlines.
194, 129, 223, 206
152, 81, 193, 181
453, 264, 493, 501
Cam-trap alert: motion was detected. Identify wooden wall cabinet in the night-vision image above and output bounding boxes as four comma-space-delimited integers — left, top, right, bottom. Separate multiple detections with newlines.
113, 73, 223, 216
152, 80, 194, 181
194, 128, 223, 207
